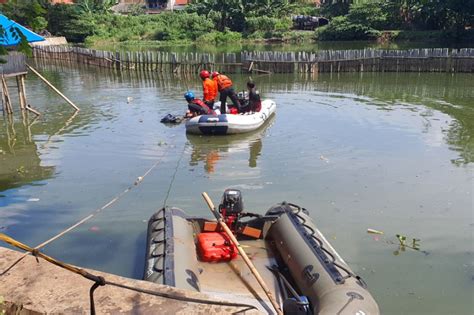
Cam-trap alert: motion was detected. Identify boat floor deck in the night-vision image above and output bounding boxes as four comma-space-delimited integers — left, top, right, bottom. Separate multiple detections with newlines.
196, 239, 283, 313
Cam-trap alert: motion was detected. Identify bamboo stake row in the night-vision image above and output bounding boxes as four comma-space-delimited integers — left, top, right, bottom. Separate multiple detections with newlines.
33, 46, 474, 73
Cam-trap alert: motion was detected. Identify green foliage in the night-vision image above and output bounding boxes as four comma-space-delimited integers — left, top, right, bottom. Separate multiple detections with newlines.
315, 16, 381, 40
0, 0, 48, 32
291, 4, 320, 16
75, 0, 116, 14
320, 0, 351, 18
317, 0, 474, 41
187, 0, 294, 33
346, 1, 390, 30
245, 16, 293, 33
31, 16, 48, 33
74, 12, 214, 44
197, 31, 242, 43
186, 0, 246, 32
47, 5, 96, 42
128, 4, 147, 16
0, 25, 32, 63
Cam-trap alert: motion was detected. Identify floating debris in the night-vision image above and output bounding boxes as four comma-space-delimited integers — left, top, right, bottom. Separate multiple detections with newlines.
27, 198, 40, 202
320, 155, 329, 163
134, 176, 144, 185
367, 228, 384, 235
127, 96, 133, 104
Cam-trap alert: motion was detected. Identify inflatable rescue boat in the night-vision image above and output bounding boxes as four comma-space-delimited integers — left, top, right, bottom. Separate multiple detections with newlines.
185, 99, 276, 135
144, 190, 380, 314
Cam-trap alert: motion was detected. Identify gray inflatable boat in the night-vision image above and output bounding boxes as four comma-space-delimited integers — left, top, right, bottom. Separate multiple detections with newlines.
144, 190, 380, 315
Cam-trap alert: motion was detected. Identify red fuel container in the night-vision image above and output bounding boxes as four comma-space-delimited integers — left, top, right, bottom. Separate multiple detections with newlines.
197, 232, 238, 262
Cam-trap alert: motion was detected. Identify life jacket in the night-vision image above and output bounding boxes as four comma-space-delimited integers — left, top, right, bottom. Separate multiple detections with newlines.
203, 78, 217, 102
189, 99, 213, 115
215, 74, 233, 91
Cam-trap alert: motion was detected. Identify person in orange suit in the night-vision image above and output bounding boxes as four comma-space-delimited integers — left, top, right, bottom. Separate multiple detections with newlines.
200, 70, 217, 109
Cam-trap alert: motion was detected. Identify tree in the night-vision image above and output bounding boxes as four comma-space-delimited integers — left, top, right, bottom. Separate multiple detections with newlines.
320, 0, 351, 17
47, 4, 96, 42
187, 0, 245, 32
0, 0, 48, 32
75, 0, 117, 14
0, 26, 32, 63
187, 0, 295, 32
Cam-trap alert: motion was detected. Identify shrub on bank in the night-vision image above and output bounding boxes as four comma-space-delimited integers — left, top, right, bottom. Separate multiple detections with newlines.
315, 16, 381, 41
197, 31, 242, 44
245, 17, 292, 34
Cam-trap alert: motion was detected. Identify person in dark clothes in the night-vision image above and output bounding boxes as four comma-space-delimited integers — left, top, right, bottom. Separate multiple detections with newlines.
239, 81, 262, 113
211, 71, 241, 113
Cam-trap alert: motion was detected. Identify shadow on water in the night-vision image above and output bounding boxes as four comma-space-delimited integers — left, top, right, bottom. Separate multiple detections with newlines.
132, 230, 147, 279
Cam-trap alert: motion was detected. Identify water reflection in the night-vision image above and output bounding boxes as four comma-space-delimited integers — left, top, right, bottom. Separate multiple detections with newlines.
259, 72, 474, 165
0, 115, 54, 192
31, 59, 473, 165
186, 116, 274, 174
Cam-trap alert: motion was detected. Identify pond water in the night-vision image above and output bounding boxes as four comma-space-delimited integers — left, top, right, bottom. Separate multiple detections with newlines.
0, 60, 473, 315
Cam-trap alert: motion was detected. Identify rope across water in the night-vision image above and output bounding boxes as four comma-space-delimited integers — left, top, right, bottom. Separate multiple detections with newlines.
1, 154, 165, 275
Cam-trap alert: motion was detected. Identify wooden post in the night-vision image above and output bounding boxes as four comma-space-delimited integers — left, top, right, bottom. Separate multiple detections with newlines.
1, 76, 13, 115
26, 64, 80, 111
26, 104, 41, 116
1, 85, 5, 115
16, 75, 26, 111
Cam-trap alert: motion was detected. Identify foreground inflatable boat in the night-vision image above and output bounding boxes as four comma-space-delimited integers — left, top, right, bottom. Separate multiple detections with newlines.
185, 99, 276, 135
144, 190, 379, 314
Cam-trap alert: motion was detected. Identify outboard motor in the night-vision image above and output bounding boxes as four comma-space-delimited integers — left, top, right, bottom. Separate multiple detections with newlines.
237, 91, 249, 108
219, 189, 244, 230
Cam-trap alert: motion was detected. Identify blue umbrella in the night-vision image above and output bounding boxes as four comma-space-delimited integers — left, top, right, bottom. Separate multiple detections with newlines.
0, 14, 44, 46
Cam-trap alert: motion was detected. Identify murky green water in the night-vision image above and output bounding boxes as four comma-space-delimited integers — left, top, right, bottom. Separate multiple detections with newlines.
1, 61, 473, 314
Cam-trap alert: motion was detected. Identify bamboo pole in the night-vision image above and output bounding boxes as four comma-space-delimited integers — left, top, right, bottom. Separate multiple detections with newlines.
1, 76, 13, 115
26, 104, 41, 116
26, 64, 80, 111
16, 75, 26, 111
201, 192, 283, 315
1, 79, 6, 115
20, 75, 28, 109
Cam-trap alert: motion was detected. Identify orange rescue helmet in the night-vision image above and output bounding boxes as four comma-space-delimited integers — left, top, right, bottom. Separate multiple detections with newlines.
211, 71, 220, 78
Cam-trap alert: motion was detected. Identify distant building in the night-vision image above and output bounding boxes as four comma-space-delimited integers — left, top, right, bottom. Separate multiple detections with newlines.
112, 0, 189, 13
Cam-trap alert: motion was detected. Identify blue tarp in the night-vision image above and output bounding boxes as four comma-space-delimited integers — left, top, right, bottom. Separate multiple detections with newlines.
0, 14, 44, 46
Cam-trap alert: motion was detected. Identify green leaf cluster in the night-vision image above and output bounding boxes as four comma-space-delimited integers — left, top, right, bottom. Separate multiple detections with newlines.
0, 0, 48, 32
317, 0, 474, 41
316, 15, 380, 40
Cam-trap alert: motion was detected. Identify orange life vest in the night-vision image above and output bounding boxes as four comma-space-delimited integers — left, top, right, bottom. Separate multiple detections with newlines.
203, 78, 217, 101
215, 74, 233, 91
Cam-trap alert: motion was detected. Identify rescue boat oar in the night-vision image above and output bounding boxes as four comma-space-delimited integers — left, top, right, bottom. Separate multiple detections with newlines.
202, 192, 283, 315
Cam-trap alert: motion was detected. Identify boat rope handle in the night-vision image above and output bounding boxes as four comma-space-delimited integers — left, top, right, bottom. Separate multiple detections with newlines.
289, 203, 363, 282
0, 232, 258, 313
